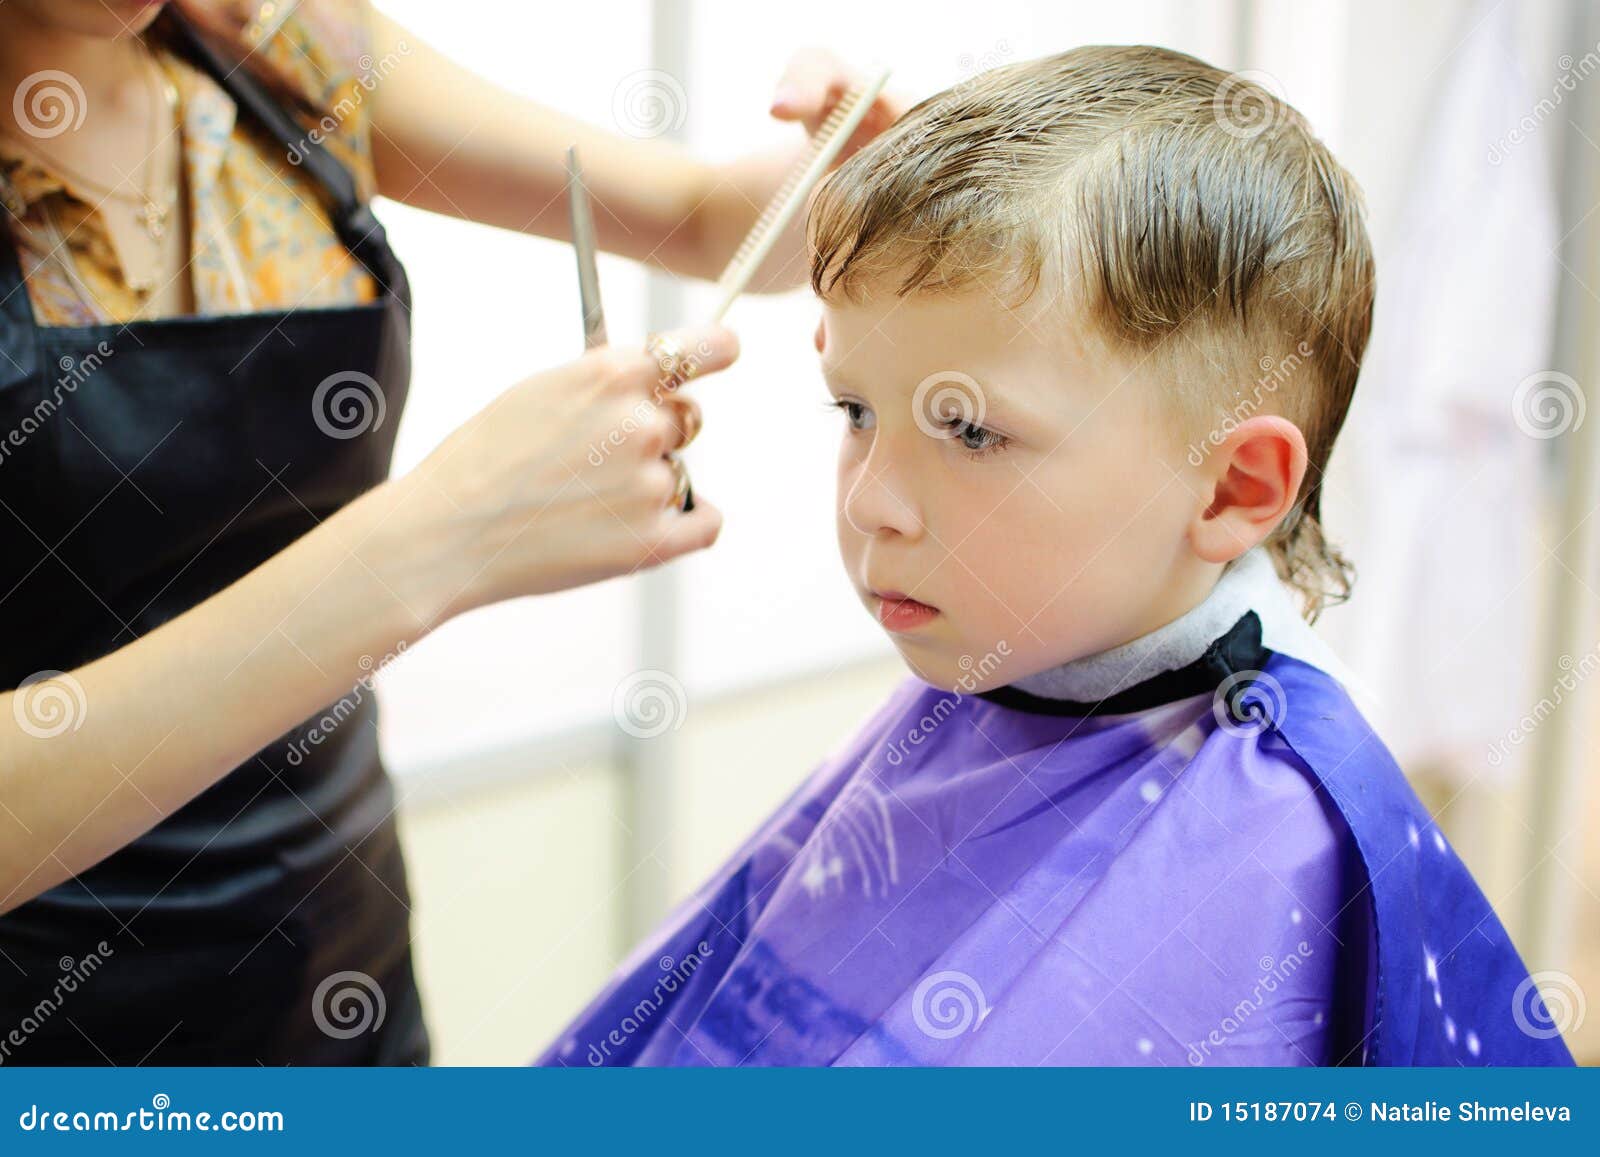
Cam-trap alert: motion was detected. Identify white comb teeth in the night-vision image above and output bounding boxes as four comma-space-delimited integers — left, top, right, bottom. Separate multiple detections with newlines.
710, 67, 893, 322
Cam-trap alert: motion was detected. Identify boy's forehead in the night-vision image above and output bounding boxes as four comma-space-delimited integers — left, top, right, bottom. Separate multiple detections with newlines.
818, 283, 1104, 390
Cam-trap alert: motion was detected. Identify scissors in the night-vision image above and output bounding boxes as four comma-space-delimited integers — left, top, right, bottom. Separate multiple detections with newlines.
566, 146, 693, 512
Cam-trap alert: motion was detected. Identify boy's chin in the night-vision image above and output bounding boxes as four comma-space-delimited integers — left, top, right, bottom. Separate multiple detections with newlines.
891, 643, 1011, 696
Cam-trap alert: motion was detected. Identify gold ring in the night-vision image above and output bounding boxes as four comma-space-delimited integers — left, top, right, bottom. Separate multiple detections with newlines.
644, 333, 697, 388
665, 451, 692, 513
244, 1, 284, 46
669, 395, 702, 449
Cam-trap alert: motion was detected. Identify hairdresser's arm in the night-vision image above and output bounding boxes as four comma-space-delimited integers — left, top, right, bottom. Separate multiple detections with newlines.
365, 10, 903, 289
0, 328, 737, 915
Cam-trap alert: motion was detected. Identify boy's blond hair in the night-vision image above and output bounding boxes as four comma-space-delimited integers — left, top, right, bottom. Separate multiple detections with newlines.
808, 45, 1376, 618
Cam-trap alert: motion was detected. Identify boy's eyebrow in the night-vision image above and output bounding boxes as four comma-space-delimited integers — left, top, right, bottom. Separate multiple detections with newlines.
818, 363, 870, 399
820, 363, 1042, 427
818, 359, 857, 385
957, 381, 1040, 430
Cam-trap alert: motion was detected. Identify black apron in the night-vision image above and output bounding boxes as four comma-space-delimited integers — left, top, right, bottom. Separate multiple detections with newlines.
0, 9, 427, 1065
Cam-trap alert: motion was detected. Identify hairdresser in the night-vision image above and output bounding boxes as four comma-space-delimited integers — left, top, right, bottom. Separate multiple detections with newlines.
0, 0, 899, 1064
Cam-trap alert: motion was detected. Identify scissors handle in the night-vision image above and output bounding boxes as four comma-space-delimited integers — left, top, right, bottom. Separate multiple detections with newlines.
567, 147, 692, 512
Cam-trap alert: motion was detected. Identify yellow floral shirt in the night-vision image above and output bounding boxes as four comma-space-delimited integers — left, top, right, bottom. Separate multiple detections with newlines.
0, 0, 381, 326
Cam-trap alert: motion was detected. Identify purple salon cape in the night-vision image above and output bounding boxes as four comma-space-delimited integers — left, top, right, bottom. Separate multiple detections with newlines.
535, 610, 1576, 1067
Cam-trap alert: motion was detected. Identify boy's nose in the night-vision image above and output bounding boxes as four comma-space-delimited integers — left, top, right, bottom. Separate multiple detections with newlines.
841, 450, 924, 541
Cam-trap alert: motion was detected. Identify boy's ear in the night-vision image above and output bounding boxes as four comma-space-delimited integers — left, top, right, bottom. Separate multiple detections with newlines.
1189, 415, 1308, 564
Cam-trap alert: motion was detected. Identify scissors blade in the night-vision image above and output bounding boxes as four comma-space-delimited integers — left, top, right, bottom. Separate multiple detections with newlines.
566, 146, 608, 349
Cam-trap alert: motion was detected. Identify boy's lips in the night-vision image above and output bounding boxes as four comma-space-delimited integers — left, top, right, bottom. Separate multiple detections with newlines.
869, 588, 940, 632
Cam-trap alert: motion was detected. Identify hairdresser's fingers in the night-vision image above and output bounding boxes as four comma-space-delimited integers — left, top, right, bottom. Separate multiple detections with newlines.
636, 324, 741, 393
770, 46, 850, 123
639, 494, 725, 569
769, 47, 909, 143
663, 394, 703, 450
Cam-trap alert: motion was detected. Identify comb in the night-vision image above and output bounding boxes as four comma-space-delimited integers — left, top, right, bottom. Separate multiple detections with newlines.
709, 66, 892, 322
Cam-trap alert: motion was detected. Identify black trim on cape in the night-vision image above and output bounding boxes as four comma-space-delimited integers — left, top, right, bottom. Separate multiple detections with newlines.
975, 611, 1272, 717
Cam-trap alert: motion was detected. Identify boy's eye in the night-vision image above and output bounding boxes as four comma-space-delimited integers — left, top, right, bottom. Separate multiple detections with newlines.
950, 420, 1008, 457
825, 399, 1006, 457
827, 399, 876, 431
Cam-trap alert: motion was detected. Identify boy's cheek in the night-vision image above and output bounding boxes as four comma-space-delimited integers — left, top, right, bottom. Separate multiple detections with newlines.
947, 534, 1118, 663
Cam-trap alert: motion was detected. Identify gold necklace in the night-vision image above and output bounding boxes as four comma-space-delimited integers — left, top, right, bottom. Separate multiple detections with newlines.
2, 37, 179, 240
139, 45, 182, 242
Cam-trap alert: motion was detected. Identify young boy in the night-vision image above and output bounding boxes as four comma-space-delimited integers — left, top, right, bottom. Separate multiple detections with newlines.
538, 46, 1575, 1066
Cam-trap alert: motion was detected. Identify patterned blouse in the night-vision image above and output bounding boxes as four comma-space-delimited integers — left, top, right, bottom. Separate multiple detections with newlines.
0, 0, 380, 326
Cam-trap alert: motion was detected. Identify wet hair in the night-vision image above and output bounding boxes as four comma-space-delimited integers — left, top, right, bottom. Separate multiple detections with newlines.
808, 45, 1376, 618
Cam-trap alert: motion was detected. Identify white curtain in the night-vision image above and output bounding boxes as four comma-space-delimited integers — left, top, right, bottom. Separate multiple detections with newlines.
1319, 0, 1559, 784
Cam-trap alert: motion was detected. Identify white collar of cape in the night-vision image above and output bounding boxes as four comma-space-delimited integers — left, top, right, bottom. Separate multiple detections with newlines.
1008, 547, 1357, 703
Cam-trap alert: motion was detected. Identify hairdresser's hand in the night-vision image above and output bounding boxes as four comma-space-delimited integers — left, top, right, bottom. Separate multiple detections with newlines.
364, 325, 738, 624
696, 50, 907, 295
768, 47, 908, 157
